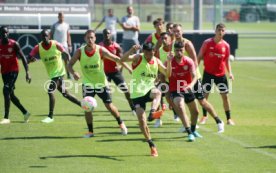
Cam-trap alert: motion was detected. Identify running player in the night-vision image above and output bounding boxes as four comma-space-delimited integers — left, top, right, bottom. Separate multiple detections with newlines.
198, 23, 235, 126
173, 24, 224, 133
121, 42, 166, 157
99, 28, 136, 115
167, 41, 203, 141
28, 29, 81, 123
0, 26, 31, 124
68, 29, 128, 138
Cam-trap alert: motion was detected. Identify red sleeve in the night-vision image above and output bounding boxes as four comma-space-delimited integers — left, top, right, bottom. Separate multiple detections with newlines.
56, 42, 66, 52
145, 35, 152, 43
132, 55, 142, 70
29, 45, 39, 57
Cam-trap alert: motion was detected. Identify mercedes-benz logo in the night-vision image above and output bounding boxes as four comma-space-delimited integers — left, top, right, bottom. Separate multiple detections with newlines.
17, 34, 39, 57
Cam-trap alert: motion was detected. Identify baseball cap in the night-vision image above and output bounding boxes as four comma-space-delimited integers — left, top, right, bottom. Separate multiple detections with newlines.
142, 42, 155, 51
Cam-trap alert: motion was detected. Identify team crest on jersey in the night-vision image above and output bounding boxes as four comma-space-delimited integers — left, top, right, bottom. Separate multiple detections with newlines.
221, 47, 226, 53
8, 48, 13, 53
183, 65, 188, 71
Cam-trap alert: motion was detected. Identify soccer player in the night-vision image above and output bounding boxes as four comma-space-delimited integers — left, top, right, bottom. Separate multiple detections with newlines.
173, 24, 224, 132
94, 8, 122, 42
198, 23, 235, 126
99, 29, 136, 115
121, 42, 167, 157
154, 32, 180, 128
50, 12, 72, 79
67, 29, 128, 138
167, 41, 202, 141
28, 29, 81, 123
0, 26, 31, 124
145, 18, 164, 45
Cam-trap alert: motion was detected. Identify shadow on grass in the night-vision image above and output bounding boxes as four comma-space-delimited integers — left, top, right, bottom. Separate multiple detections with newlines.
39, 154, 142, 161
96, 135, 184, 143
246, 145, 276, 149
0, 136, 81, 140
29, 165, 47, 168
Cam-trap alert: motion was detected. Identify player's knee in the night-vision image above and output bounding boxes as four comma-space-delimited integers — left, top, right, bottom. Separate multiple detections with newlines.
3, 85, 12, 95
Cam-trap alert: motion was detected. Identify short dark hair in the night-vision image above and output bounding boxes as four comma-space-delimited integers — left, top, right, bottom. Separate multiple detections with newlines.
160, 32, 169, 37
153, 18, 164, 26
173, 23, 182, 28
216, 23, 226, 30
85, 29, 95, 36
40, 29, 49, 35
174, 41, 184, 49
142, 42, 155, 51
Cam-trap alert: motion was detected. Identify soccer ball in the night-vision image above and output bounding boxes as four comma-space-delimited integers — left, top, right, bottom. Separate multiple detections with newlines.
81, 96, 97, 112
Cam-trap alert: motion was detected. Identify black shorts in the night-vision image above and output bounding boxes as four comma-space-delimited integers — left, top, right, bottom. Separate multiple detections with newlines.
192, 79, 205, 100
131, 90, 153, 110
2, 71, 18, 91
170, 90, 195, 104
105, 71, 128, 93
48, 76, 64, 93
202, 71, 229, 93
83, 85, 112, 104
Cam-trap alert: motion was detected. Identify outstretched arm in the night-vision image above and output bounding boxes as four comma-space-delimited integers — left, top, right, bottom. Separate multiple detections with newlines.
68, 49, 81, 81
15, 42, 31, 83
121, 45, 140, 62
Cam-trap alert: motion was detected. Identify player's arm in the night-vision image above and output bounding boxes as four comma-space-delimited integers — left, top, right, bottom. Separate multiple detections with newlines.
166, 52, 174, 78
225, 48, 234, 80
187, 69, 197, 90
185, 41, 198, 67
68, 49, 81, 81
121, 45, 140, 63
67, 28, 72, 53
15, 42, 31, 83
197, 43, 205, 65
157, 58, 167, 77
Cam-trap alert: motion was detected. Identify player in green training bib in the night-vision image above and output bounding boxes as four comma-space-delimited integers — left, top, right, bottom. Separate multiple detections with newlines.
28, 29, 81, 123
121, 42, 167, 157
68, 29, 129, 138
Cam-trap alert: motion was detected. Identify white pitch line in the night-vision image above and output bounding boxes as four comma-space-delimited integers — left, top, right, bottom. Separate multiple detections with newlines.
200, 126, 276, 160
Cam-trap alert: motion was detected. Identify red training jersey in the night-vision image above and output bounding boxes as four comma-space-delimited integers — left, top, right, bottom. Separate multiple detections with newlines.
0, 39, 19, 74
169, 56, 195, 92
200, 38, 230, 77
99, 42, 120, 73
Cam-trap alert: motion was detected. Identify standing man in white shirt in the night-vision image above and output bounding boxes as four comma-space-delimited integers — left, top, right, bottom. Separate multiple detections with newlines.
121, 6, 140, 53
95, 8, 122, 42
50, 12, 72, 79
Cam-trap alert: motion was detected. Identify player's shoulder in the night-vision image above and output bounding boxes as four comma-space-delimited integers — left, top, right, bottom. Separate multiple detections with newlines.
221, 39, 230, 47
204, 38, 213, 43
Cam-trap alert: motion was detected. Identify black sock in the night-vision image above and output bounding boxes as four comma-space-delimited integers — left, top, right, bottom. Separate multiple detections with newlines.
115, 117, 122, 125
191, 125, 196, 132
48, 112, 53, 119
225, 111, 231, 120
202, 108, 207, 117
87, 123, 93, 133
147, 139, 155, 148
186, 127, 192, 135
214, 117, 222, 124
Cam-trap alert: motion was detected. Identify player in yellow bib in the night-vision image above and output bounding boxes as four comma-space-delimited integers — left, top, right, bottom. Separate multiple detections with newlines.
121, 42, 167, 157
68, 30, 128, 138
173, 24, 224, 133
28, 29, 81, 123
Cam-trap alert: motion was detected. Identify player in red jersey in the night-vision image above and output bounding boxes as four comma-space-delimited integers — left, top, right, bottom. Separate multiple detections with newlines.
0, 26, 31, 124
167, 41, 202, 141
99, 29, 135, 115
198, 23, 235, 125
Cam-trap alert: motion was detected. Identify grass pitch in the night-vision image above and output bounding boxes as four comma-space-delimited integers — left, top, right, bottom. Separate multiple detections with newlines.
0, 61, 276, 173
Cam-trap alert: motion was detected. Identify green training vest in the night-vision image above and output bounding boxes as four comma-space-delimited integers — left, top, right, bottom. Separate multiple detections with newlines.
39, 41, 65, 79
131, 54, 158, 99
80, 45, 107, 89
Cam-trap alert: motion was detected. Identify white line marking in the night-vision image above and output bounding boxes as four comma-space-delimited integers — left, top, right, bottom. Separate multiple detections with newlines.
200, 126, 276, 160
